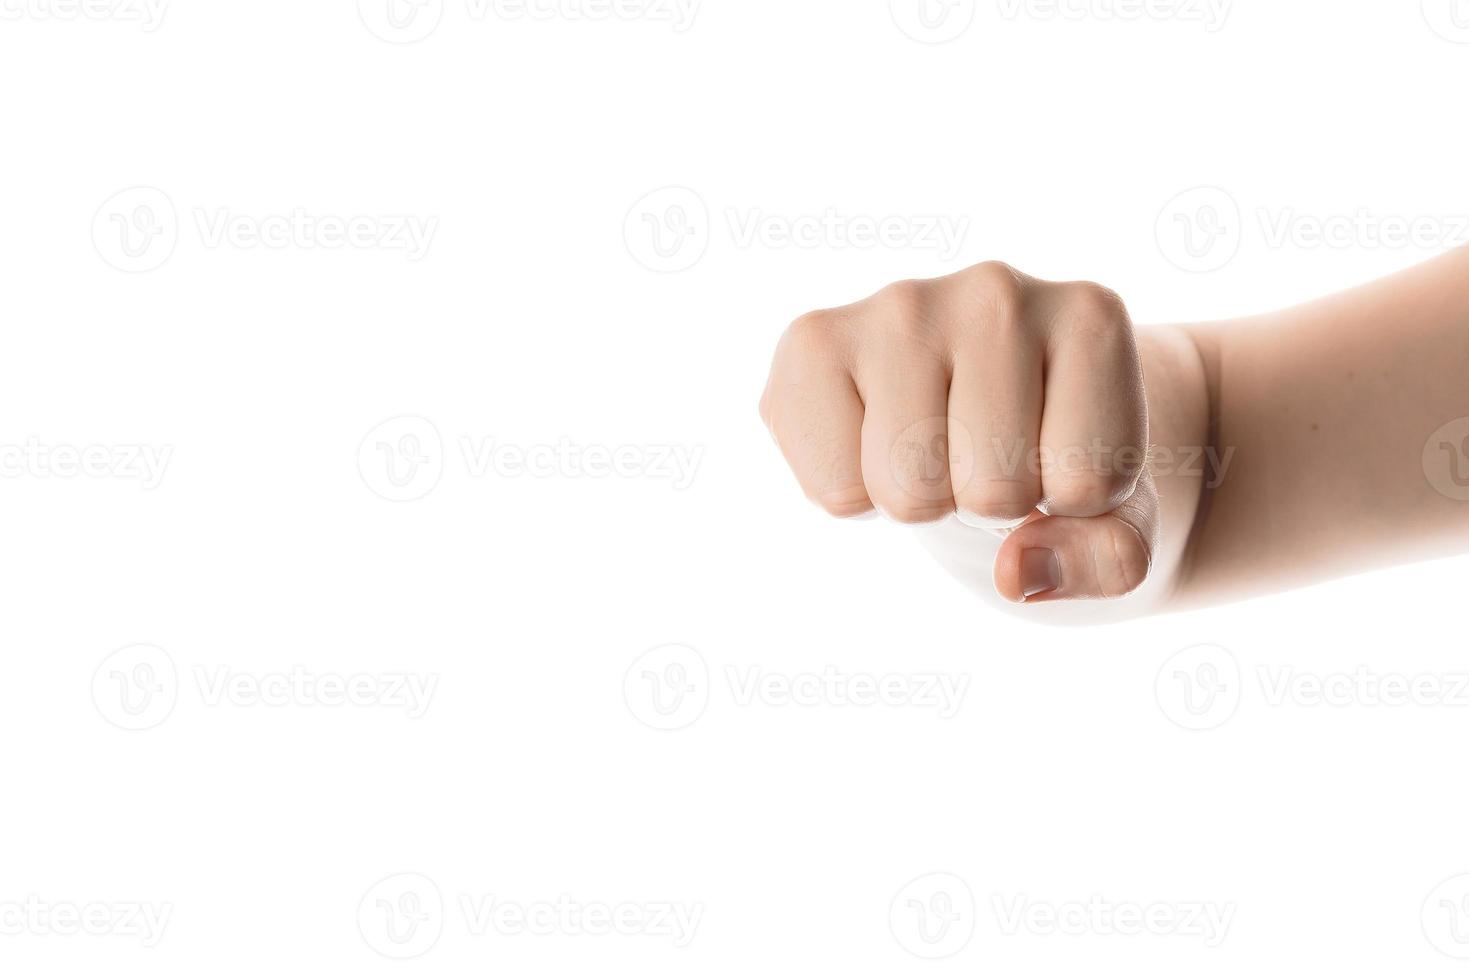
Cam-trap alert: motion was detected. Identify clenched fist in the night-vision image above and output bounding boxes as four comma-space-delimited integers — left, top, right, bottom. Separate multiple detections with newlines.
759, 262, 1161, 605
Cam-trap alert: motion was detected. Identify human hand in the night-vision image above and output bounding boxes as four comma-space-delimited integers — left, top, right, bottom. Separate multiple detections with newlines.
759, 262, 1158, 604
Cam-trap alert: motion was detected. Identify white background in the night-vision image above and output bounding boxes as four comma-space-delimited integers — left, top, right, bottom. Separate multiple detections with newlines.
3, 0, 1469, 976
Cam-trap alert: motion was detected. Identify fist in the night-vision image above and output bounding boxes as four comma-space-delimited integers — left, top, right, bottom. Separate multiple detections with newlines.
759, 262, 1159, 604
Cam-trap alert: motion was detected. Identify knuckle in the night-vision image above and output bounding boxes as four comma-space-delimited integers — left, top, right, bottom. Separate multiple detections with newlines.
880, 496, 954, 525
1044, 469, 1134, 517
783, 309, 840, 354
964, 260, 1027, 304
954, 480, 1037, 522
810, 485, 874, 519
1098, 519, 1152, 599
871, 280, 938, 342
948, 260, 1028, 337
1058, 282, 1131, 335
875, 278, 929, 313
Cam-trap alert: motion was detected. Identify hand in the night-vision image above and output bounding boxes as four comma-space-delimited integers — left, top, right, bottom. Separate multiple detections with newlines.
759, 262, 1158, 604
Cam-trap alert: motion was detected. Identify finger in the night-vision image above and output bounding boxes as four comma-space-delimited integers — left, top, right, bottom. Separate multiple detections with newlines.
992, 469, 1160, 602
1037, 283, 1148, 517
855, 291, 956, 524
948, 327, 1045, 528
761, 315, 873, 518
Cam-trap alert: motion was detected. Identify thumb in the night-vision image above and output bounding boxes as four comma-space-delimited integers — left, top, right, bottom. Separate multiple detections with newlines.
992, 470, 1160, 603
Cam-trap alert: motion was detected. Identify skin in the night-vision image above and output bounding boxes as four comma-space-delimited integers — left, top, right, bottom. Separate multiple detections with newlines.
758, 249, 1469, 621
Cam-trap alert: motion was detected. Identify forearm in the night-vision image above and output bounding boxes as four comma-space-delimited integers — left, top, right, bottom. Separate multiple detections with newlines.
1171, 247, 1469, 608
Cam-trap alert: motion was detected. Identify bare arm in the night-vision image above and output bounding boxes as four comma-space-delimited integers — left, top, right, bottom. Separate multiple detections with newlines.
1176, 247, 1469, 608
761, 250, 1469, 621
